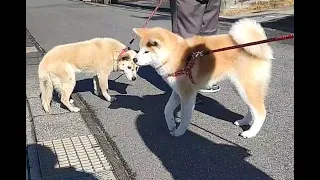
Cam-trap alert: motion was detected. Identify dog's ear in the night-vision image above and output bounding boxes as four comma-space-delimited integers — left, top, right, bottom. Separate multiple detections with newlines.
133, 28, 145, 37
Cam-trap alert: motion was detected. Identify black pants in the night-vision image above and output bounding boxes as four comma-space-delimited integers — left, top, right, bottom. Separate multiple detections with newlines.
169, 0, 221, 38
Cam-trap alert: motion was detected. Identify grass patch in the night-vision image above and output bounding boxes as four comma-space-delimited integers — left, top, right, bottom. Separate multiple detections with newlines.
221, 0, 294, 16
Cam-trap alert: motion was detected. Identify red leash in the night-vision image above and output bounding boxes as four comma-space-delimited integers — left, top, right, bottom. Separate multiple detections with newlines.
119, 0, 163, 56
167, 34, 294, 84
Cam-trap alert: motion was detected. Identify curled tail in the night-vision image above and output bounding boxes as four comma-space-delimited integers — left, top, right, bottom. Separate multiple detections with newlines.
38, 63, 53, 113
229, 18, 274, 60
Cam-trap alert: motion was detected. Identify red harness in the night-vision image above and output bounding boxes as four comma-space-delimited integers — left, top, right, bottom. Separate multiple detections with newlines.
167, 34, 294, 84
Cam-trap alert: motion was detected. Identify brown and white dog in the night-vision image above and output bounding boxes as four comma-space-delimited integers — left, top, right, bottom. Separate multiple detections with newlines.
132, 19, 273, 138
38, 38, 139, 113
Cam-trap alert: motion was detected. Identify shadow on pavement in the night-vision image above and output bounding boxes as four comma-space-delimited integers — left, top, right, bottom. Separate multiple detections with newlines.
137, 66, 244, 124
51, 78, 130, 107
27, 144, 99, 180
108, 92, 271, 180
220, 14, 294, 33
116, 1, 171, 12
261, 15, 294, 33
74, 78, 131, 95
130, 14, 171, 20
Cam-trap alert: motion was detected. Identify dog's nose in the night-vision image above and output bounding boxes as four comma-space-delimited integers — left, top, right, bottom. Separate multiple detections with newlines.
132, 77, 136, 81
133, 58, 138, 63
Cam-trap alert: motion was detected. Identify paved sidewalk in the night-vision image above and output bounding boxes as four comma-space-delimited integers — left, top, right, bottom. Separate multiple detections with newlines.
27, 0, 294, 179
26, 29, 117, 180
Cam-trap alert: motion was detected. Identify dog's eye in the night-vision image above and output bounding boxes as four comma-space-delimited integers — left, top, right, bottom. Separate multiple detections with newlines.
144, 51, 150, 54
148, 40, 158, 47
128, 66, 132, 69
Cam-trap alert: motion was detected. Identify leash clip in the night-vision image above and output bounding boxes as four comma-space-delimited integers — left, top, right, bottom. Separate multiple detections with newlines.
192, 51, 204, 58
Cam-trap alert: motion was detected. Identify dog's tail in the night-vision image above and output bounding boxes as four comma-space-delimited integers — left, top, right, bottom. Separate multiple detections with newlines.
229, 18, 274, 60
38, 61, 54, 113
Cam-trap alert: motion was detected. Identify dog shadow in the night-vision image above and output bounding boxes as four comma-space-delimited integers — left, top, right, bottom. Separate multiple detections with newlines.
108, 93, 271, 180
27, 144, 99, 180
52, 78, 130, 109
74, 78, 130, 95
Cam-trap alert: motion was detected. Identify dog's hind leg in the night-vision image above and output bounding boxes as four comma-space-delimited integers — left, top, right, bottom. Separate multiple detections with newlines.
56, 93, 74, 104
58, 69, 80, 112
60, 81, 80, 112
61, 85, 79, 112
234, 78, 268, 138
170, 92, 197, 137
164, 91, 180, 132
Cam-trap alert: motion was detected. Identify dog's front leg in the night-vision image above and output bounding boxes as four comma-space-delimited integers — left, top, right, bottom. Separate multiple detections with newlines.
97, 73, 116, 102
164, 91, 180, 132
170, 92, 197, 137
93, 75, 102, 96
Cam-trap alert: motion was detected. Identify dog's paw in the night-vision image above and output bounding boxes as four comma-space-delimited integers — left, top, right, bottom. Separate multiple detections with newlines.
234, 119, 250, 126
170, 127, 186, 137
169, 130, 177, 137
239, 130, 257, 139
94, 91, 99, 96
94, 90, 102, 96
70, 107, 80, 113
168, 123, 176, 132
234, 121, 241, 126
165, 115, 176, 132
110, 96, 117, 103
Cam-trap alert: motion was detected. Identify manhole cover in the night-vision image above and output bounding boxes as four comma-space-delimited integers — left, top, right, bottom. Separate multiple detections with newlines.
37, 135, 114, 179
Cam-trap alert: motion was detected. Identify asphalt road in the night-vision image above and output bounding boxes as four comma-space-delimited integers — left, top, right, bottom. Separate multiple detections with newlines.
26, 0, 294, 179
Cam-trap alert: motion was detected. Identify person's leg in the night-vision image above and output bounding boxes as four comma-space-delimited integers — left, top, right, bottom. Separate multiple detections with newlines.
170, 0, 207, 104
170, 0, 220, 105
200, 0, 221, 36
170, 0, 205, 38
198, 0, 222, 94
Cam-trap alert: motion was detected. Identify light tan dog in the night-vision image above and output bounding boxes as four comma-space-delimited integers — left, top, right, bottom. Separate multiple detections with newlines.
38, 38, 139, 113
132, 19, 273, 138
